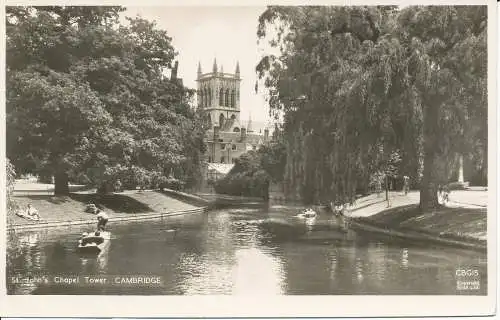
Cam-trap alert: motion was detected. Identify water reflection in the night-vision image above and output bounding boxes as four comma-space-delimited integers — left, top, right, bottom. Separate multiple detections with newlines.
329, 250, 338, 282
78, 243, 110, 274
232, 247, 286, 295
355, 257, 364, 283
7, 207, 487, 295
401, 248, 409, 270
373, 242, 388, 282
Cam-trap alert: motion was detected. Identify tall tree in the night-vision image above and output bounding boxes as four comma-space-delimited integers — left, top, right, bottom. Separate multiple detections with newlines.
397, 6, 487, 209
6, 6, 206, 195
256, 6, 486, 209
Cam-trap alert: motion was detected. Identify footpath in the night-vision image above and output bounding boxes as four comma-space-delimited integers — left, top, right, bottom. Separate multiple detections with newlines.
343, 190, 488, 252
7, 181, 210, 232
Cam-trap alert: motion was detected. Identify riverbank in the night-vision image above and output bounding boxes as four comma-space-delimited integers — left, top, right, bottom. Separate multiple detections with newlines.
347, 191, 487, 252
7, 189, 206, 231
8, 180, 489, 252
263, 190, 488, 251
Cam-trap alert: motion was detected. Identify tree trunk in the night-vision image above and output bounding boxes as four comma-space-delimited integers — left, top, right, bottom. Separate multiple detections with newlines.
54, 171, 69, 195
419, 102, 440, 211
419, 150, 439, 211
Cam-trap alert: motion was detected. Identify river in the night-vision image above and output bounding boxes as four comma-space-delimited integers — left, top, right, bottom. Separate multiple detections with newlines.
6, 205, 487, 295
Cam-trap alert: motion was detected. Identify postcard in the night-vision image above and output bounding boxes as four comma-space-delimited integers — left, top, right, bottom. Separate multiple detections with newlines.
1, 0, 496, 317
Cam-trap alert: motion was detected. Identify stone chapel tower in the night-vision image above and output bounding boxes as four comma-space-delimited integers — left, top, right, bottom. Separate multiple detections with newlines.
197, 59, 241, 131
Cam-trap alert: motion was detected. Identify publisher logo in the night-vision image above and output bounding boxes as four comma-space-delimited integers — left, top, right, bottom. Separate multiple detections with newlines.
455, 269, 479, 277
455, 268, 481, 291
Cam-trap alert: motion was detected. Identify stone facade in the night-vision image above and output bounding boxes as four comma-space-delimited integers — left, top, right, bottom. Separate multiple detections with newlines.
197, 59, 269, 166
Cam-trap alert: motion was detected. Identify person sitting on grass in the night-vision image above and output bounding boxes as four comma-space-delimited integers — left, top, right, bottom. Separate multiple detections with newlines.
85, 202, 98, 214
26, 204, 40, 220
96, 209, 109, 231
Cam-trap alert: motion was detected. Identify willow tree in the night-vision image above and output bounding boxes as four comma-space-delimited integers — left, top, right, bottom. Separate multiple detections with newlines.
397, 6, 487, 209
256, 6, 486, 210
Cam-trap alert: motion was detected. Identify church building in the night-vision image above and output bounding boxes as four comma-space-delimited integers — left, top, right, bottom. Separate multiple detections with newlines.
197, 59, 269, 181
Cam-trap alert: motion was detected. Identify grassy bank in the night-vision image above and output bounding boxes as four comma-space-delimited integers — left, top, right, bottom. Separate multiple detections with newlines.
352, 204, 487, 246
8, 190, 200, 227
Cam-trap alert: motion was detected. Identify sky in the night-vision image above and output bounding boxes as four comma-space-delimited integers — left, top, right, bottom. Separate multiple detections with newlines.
122, 6, 273, 126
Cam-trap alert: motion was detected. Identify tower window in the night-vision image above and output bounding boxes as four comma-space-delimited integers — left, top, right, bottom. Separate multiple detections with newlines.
231, 90, 235, 108
220, 156, 225, 163
219, 88, 224, 106
221, 143, 226, 150
225, 89, 229, 107
232, 144, 237, 150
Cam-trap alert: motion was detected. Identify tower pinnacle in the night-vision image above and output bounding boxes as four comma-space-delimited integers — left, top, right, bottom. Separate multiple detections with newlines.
235, 61, 240, 78
197, 61, 202, 78
212, 58, 218, 73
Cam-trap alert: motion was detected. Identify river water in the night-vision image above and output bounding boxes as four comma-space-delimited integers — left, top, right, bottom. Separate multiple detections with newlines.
7, 205, 487, 295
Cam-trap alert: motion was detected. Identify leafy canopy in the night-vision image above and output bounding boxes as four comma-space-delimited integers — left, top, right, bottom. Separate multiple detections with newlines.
256, 6, 486, 207
6, 6, 206, 192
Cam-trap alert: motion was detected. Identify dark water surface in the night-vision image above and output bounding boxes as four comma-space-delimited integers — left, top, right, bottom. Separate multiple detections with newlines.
7, 206, 487, 295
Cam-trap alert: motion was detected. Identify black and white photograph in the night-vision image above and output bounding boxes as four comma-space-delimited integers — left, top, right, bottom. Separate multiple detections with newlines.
1, 1, 496, 317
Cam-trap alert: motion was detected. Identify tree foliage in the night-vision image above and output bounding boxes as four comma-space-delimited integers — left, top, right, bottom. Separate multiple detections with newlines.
6, 6, 206, 194
214, 151, 269, 199
256, 6, 487, 209
214, 140, 286, 199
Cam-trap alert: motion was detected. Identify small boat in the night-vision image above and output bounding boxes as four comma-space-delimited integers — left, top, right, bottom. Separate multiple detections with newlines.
296, 208, 317, 219
76, 232, 110, 254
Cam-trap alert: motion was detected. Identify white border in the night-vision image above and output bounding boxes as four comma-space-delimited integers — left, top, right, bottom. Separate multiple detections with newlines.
0, 0, 497, 317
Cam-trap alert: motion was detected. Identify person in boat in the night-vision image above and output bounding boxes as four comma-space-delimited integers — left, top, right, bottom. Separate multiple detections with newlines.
96, 209, 109, 231
26, 204, 40, 220
78, 232, 88, 246
302, 208, 317, 218
79, 231, 104, 247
